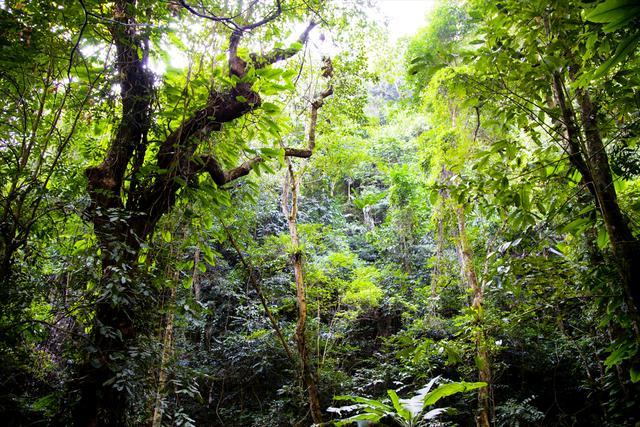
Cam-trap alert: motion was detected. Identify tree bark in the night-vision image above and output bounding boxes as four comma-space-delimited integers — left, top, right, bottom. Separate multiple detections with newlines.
282, 160, 324, 425
152, 277, 177, 427
576, 90, 640, 311
73, 1, 320, 423
551, 70, 640, 312
455, 206, 491, 427
280, 81, 332, 426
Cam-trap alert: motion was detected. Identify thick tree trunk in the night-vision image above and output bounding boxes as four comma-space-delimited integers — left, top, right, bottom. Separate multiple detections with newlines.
551, 70, 640, 312
576, 91, 640, 311
73, 1, 320, 422
72, 224, 145, 426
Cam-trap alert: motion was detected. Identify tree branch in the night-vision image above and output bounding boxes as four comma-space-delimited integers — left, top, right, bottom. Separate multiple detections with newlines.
307, 85, 333, 151
250, 22, 317, 68
196, 147, 316, 187
86, 0, 153, 212
178, 0, 282, 32
137, 24, 322, 234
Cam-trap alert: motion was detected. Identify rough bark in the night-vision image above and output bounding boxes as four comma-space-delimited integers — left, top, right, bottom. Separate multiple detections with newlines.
550, 72, 598, 202
282, 161, 324, 425
280, 82, 332, 426
74, 0, 320, 423
576, 90, 640, 311
551, 69, 640, 312
545, 14, 640, 313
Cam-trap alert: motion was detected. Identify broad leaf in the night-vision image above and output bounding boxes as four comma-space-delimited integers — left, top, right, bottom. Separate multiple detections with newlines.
422, 382, 487, 407
387, 389, 412, 421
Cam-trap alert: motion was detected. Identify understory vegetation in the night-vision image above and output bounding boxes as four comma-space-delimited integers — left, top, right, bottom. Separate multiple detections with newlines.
1, 0, 639, 426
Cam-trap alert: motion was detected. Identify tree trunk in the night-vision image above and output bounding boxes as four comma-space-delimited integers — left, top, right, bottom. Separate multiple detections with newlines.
72, 225, 145, 427
363, 205, 375, 231
551, 70, 640, 312
222, 221, 295, 363
71, 1, 320, 421
278, 80, 332, 425
282, 160, 324, 425
455, 206, 491, 427
576, 91, 640, 311
152, 272, 177, 427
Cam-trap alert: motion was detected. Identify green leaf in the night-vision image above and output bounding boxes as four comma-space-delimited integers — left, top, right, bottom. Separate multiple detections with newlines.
260, 102, 281, 114
161, 230, 172, 243
202, 245, 217, 266
592, 32, 640, 78
585, 0, 640, 31
387, 390, 411, 421
561, 217, 591, 235
259, 147, 284, 158
597, 226, 609, 249
422, 382, 487, 407
604, 342, 637, 368
333, 413, 383, 427
333, 395, 391, 411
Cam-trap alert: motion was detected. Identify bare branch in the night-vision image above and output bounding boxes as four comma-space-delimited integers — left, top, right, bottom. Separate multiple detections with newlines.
178, 0, 282, 31
197, 146, 315, 187
251, 22, 317, 68
225, 156, 264, 182
307, 85, 333, 151
178, 0, 238, 29
67, 0, 88, 81
284, 147, 312, 158
241, 0, 282, 31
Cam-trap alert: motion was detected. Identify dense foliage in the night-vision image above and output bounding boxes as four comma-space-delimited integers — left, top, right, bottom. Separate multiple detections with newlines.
1, 0, 639, 426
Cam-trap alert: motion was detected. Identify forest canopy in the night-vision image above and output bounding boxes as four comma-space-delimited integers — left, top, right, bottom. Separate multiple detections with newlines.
1, 0, 639, 426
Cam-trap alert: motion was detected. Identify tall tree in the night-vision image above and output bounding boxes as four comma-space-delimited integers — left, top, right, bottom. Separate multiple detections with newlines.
281, 75, 332, 425
466, 0, 640, 313
71, 1, 329, 424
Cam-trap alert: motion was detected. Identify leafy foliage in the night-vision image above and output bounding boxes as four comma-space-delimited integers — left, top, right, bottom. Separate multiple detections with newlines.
329, 377, 486, 426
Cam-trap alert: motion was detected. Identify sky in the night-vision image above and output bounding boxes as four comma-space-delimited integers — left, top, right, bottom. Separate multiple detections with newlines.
378, 0, 438, 40
143, 0, 440, 73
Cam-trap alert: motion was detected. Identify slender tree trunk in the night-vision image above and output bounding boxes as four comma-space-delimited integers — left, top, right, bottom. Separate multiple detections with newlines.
363, 205, 375, 231
433, 157, 491, 426
278, 79, 332, 425
282, 160, 324, 425
222, 221, 295, 364
432, 165, 451, 300
455, 206, 491, 427
152, 278, 176, 427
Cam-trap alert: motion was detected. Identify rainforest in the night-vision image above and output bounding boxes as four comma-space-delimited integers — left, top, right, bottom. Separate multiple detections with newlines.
1, 0, 639, 425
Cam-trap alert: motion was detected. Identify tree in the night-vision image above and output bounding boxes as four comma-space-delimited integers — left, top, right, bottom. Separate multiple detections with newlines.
465, 0, 640, 314
280, 70, 332, 424
70, 1, 331, 424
